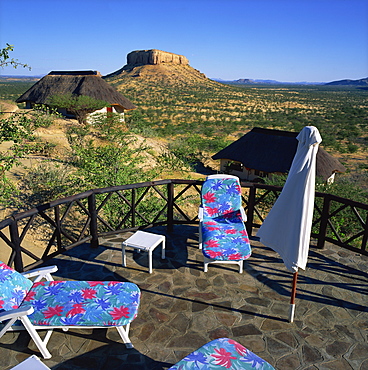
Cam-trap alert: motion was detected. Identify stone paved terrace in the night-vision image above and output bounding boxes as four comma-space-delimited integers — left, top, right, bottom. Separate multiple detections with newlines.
1, 225, 367, 370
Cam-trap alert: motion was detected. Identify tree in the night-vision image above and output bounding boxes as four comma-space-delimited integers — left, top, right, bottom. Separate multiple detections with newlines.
0, 44, 30, 208
47, 93, 109, 125
0, 43, 31, 70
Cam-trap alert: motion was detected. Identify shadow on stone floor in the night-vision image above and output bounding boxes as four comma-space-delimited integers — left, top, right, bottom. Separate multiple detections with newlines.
1, 329, 173, 370
51, 344, 173, 370
245, 242, 368, 313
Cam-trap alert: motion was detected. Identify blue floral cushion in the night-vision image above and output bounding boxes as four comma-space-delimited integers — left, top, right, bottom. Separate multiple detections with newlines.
201, 212, 251, 261
200, 177, 251, 261
20, 280, 140, 327
201, 178, 242, 219
0, 261, 33, 312
169, 337, 275, 369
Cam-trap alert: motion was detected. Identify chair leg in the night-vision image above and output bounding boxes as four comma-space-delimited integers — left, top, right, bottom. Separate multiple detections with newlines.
203, 256, 209, 272
0, 317, 18, 338
21, 317, 52, 359
116, 323, 133, 348
199, 226, 203, 249
239, 260, 243, 274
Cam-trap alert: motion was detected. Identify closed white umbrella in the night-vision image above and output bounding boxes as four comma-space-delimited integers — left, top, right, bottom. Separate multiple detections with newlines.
257, 126, 322, 322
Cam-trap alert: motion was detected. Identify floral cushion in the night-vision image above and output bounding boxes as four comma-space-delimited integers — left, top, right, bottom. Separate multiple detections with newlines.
19, 280, 140, 327
201, 212, 251, 261
201, 177, 242, 219
169, 337, 275, 369
0, 261, 33, 312
200, 177, 251, 261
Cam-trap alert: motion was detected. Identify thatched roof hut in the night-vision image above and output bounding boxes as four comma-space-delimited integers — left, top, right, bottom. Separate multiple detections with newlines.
16, 70, 136, 111
212, 127, 346, 183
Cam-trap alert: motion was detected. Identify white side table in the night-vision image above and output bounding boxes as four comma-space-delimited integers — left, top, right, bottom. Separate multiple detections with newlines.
122, 231, 166, 273
11, 355, 51, 369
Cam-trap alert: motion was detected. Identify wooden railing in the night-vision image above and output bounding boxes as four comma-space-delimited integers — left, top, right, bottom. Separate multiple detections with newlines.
1, 179, 367, 271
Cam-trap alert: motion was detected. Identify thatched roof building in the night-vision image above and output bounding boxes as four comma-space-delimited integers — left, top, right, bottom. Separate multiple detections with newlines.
16, 70, 136, 112
212, 127, 346, 183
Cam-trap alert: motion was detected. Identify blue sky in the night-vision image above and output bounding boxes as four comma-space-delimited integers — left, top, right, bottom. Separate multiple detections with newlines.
1, 0, 367, 82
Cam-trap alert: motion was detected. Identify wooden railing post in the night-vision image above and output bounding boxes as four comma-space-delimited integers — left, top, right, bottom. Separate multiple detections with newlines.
88, 193, 99, 248
54, 205, 62, 251
167, 182, 174, 233
9, 219, 23, 271
317, 194, 331, 249
361, 212, 368, 253
246, 184, 256, 237
131, 188, 136, 228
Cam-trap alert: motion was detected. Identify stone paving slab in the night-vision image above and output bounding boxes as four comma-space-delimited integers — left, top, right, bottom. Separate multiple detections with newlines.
1, 225, 367, 370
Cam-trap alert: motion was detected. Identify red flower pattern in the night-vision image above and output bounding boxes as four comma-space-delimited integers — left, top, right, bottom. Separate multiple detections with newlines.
108, 281, 120, 286
228, 339, 248, 356
207, 226, 220, 231
82, 288, 97, 299
228, 253, 242, 260
24, 290, 36, 301
33, 281, 46, 287
205, 206, 219, 217
212, 347, 237, 368
66, 303, 86, 317
88, 281, 104, 287
204, 221, 217, 225
225, 229, 236, 234
0, 263, 12, 270
43, 305, 64, 318
204, 239, 219, 248
109, 306, 130, 320
49, 281, 63, 285
203, 192, 216, 203
207, 250, 222, 258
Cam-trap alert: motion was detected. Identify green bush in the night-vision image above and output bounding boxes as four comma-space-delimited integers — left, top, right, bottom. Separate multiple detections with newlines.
30, 104, 61, 128
21, 162, 76, 205
0, 114, 34, 142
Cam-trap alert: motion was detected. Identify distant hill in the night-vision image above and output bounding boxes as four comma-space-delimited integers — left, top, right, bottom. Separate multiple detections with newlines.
325, 77, 368, 86
212, 78, 324, 85
0, 75, 42, 82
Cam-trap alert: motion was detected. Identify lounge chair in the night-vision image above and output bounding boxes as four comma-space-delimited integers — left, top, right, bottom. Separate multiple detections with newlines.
0, 261, 140, 359
199, 174, 251, 272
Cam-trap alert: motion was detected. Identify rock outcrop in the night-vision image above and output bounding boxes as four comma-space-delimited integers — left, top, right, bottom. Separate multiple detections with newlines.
126, 49, 189, 67
103, 49, 222, 90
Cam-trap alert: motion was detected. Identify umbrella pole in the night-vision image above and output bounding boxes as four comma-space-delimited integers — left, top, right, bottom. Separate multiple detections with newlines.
289, 271, 298, 322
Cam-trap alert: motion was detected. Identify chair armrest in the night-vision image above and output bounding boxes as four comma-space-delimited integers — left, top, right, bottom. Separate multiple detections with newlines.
240, 207, 247, 222
0, 306, 34, 322
21, 265, 58, 282
198, 206, 204, 222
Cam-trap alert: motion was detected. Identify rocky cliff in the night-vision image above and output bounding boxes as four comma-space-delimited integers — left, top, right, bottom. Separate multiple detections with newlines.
126, 49, 189, 66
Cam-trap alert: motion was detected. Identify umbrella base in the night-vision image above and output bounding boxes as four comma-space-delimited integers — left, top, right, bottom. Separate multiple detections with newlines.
289, 304, 296, 322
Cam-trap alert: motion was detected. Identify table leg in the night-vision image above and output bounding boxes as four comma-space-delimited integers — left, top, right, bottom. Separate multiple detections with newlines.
148, 249, 153, 274
122, 244, 127, 267
161, 238, 166, 259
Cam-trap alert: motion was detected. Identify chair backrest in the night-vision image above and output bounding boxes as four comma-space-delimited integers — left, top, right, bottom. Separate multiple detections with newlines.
201, 175, 242, 218
0, 262, 33, 312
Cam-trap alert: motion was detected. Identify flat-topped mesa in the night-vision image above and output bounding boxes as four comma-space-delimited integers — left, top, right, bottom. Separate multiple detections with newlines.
126, 49, 189, 66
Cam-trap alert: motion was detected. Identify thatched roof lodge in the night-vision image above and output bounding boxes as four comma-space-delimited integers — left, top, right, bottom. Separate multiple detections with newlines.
212, 127, 346, 183
16, 70, 136, 115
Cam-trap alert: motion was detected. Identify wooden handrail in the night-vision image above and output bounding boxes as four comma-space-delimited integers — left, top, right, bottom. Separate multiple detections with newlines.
0, 179, 366, 271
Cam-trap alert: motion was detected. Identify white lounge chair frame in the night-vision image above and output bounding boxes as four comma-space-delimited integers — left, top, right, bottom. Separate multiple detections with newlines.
0, 266, 135, 359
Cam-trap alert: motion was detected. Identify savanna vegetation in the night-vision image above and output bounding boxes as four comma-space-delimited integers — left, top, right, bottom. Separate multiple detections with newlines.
108, 72, 368, 199
0, 69, 367, 215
